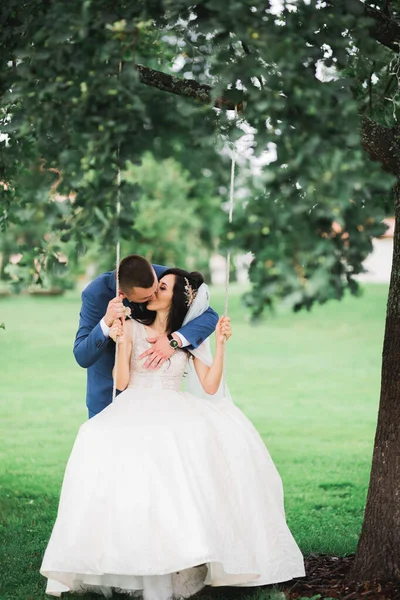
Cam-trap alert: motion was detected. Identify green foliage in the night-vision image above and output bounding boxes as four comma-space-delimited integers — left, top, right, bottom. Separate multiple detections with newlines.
0, 208, 75, 293
75, 151, 223, 277
0, 1, 398, 312
122, 152, 219, 271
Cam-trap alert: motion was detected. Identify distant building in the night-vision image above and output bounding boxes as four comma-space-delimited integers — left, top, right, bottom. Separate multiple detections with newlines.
357, 218, 394, 284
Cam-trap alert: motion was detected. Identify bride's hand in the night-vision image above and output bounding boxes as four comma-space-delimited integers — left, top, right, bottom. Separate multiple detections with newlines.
109, 318, 125, 343
216, 316, 232, 345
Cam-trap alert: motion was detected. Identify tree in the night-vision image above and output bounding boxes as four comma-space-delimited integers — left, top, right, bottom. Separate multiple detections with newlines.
2, 0, 400, 581
88, 152, 223, 276
0, 183, 74, 292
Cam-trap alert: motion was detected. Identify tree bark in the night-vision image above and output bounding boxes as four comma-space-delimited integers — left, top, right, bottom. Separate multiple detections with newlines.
351, 181, 400, 580
361, 117, 400, 176
364, 3, 400, 53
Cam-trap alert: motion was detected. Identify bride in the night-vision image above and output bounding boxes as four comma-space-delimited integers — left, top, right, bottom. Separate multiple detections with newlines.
40, 267, 305, 599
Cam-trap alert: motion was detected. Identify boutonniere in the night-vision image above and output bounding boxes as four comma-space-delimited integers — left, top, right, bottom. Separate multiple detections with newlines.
123, 306, 132, 320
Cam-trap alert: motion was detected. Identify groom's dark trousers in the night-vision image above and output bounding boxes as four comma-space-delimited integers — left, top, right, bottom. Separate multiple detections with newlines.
73, 265, 218, 418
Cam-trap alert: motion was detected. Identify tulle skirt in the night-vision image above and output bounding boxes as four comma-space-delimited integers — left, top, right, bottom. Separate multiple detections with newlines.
40, 387, 305, 598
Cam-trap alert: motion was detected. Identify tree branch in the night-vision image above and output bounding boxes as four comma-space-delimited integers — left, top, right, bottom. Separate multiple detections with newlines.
136, 64, 244, 111
364, 3, 400, 52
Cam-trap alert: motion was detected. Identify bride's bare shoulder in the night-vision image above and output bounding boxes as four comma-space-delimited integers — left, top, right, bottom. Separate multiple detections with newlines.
123, 318, 136, 338
128, 318, 144, 339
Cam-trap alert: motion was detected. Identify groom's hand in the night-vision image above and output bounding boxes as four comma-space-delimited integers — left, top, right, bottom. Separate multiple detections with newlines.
140, 334, 182, 370
104, 296, 125, 328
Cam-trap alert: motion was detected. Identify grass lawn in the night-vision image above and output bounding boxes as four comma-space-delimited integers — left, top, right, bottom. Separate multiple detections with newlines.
0, 283, 388, 599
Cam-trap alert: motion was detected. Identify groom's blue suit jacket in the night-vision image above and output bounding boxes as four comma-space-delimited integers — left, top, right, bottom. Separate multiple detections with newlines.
73, 266, 218, 417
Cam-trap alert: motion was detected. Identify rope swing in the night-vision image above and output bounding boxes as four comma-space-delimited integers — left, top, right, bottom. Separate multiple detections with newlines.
112, 81, 238, 401
111, 145, 122, 404
112, 61, 123, 404
224, 143, 236, 317
222, 133, 237, 394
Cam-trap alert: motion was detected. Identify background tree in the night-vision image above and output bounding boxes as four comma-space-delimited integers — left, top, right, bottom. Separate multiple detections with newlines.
0, 182, 73, 292
2, 0, 400, 581
87, 152, 223, 276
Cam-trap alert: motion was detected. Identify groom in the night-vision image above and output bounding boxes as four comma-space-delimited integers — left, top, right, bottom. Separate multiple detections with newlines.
74, 254, 218, 418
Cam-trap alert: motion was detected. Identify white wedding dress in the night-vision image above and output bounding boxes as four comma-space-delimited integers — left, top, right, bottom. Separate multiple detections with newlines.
41, 319, 305, 599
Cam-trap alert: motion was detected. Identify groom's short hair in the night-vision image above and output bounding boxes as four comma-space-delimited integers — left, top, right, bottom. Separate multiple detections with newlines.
118, 255, 156, 291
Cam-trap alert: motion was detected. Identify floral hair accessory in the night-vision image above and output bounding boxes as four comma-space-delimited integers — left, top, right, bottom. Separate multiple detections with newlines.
184, 277, 197, 307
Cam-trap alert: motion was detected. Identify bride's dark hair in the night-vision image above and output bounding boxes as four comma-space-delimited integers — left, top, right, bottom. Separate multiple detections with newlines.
139, 268, 204, 335
162, 268, 204, 335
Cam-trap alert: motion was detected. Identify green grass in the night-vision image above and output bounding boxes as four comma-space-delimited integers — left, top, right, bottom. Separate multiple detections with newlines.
0, 284, 388, 599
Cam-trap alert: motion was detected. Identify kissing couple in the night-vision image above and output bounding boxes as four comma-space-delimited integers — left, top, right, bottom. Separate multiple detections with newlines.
40, 255, 305, 599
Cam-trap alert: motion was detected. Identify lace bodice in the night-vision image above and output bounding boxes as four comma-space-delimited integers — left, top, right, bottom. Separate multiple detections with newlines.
127, 319, 189, 392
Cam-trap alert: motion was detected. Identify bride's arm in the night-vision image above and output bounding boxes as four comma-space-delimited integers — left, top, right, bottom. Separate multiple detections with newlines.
110, 319, 133, 391
192, 317, 231, 395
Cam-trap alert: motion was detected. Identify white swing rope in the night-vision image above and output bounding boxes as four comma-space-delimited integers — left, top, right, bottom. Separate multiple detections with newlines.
222, 137, 237, 395
224, 148, 236, 316
112, 61, 123, 403
112, 87, 237, 401
112, 147, 122, 404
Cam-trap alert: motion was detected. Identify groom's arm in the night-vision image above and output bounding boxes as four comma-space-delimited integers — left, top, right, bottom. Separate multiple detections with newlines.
141, 306, 219, 369
176, 307, 219, 349
73, 289, 112, 368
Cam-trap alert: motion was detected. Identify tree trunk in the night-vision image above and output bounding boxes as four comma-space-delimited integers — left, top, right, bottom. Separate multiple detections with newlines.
351, 181, 400, 580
